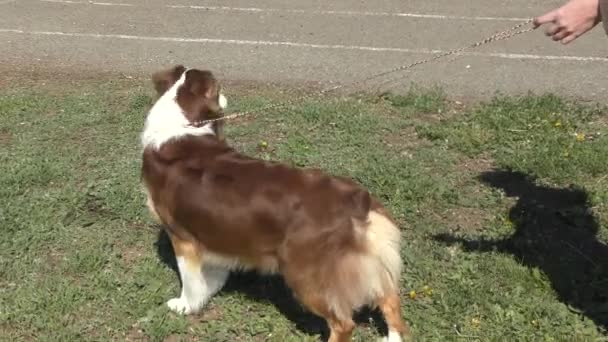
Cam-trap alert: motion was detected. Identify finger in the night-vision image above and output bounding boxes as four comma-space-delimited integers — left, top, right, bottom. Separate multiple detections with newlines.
552, 28, 570, 41
534, 11, 558, 27
561, 32, 580, 44
544, 23, 563, 36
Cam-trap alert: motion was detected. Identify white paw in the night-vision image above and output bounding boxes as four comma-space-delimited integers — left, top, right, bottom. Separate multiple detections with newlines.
167, 297, 193, 315
387, 330, 402, 342
379, 331, 403, 342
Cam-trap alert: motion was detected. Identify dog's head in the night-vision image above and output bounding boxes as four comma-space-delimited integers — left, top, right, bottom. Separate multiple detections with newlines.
151, 64, 227, 126
141, 65, 228, 149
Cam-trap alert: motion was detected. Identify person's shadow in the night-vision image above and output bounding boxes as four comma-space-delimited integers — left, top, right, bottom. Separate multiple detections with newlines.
434, 169, 608, 329
154, 229, 388, 340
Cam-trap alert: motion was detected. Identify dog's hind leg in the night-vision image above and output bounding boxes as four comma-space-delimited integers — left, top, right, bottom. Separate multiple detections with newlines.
327, 316, 356, 342
378, 291, 410, 342
289, 287, 355, 342
166, 231, 229, 314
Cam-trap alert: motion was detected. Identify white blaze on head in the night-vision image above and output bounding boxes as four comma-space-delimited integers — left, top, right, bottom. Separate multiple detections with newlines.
141, 70, 215, 149
218, 93, 228, 109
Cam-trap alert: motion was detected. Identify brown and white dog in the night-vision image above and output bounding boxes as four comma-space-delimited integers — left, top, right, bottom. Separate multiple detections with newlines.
140, 65, 409, 342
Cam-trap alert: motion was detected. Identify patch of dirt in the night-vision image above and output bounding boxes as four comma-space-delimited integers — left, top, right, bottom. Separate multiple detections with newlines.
408, 100, 468, 123
382, 126, 433, 158
0, 63, 322, 98
163, 334, 195, 342
0, 63, 142, 92
125, 324, 149, 342
0, 323, 35, 342
187, 304, 224, 323
457, 154, 495, 175
113, 236, 149, 266
410, 112, 444, 124
45, 250, 67, 270
0, 129, 11, 146
442, 207, 493, 233
378, 99, 470, 157
427, 154, 498, 233
587, 114, 608, 134
81, 193, 111, 218
120, 246, 145, 266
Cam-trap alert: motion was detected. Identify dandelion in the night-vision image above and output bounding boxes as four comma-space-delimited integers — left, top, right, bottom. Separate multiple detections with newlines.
575, 132, 585, 142
409, 290, 417, 300
422, 285, 433, 296
554, 120, 562, 128
471, 318, 481, 327
259, 140, 269, 149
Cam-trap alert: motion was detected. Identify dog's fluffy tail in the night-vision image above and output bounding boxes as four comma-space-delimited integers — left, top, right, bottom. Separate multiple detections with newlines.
360, 210, 409, 340
344, 187, 402, 291
363, 210, 402, 292
318, 207, 410, 339
328, 209, 403, 319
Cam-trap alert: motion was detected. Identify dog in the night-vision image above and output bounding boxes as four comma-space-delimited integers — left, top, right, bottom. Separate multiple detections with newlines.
140, 65, 409, 342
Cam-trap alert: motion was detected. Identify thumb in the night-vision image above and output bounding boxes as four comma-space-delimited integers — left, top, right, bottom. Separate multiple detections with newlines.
533, 11, 558, 28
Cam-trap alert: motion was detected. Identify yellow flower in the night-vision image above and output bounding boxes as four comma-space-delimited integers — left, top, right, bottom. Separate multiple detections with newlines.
554, 120, 562, 127
259, 140, 268, 148
422, 285, 433, 296
471, 318, 481, 327
575, 133, 585, 142
409, 290, 417, 299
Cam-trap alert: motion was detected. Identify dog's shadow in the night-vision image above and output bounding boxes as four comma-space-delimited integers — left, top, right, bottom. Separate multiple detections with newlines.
434, 169, 608, 330
154, 230, 388, 340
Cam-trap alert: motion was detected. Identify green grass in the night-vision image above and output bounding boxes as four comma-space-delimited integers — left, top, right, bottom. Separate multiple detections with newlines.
1, 80, 607, 341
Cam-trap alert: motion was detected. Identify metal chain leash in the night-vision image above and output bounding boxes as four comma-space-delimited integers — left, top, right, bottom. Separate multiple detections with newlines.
372, 22, 536, 90
193, 18, 536, 126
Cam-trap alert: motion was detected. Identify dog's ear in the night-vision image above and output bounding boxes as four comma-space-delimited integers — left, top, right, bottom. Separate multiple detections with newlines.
151, 65, 186, 97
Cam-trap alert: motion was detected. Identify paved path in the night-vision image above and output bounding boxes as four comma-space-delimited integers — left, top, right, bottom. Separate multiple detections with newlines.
1, 0, 607, 101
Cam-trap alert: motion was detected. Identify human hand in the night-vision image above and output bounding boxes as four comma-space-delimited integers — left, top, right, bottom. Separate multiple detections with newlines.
534, 0, 601, 44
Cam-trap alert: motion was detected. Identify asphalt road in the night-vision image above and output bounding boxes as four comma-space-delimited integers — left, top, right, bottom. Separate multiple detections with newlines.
1, 0, 608, 101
